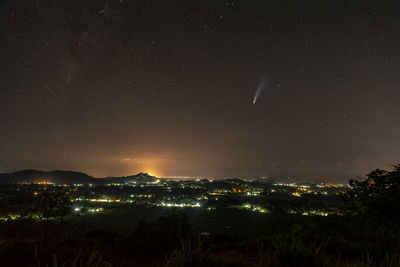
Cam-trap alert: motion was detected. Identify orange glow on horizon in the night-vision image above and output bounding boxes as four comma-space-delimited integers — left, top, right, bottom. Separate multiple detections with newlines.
118, 153, 177, 178
144, 169, 161, 178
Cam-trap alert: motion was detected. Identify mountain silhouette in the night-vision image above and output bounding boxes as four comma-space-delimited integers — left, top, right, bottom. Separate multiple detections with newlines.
0, 170, 158, 184
105, 172, 158, 184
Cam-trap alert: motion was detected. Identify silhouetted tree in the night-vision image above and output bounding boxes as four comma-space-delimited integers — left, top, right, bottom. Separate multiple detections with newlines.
33, 186, 71, 222
346, 164, 400, 224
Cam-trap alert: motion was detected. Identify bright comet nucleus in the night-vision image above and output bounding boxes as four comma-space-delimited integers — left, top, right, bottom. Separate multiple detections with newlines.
252, 77, 267, 104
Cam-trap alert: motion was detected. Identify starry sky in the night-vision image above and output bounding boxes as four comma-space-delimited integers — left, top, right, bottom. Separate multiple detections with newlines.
1, 0, 400, 180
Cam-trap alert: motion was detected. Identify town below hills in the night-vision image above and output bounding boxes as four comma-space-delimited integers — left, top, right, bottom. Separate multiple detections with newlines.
0, 169, 158, 184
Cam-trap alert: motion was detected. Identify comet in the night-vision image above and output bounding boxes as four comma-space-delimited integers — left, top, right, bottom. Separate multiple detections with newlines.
252, 78, 267, 104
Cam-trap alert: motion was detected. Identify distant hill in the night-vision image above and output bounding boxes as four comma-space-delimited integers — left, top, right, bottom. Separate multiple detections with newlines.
0, 170, 97, 184
0, 170, 158, 184
104, 172, 159, 184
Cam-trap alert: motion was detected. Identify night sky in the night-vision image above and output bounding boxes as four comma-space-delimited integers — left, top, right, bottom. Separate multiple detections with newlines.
1, 1, 400, 180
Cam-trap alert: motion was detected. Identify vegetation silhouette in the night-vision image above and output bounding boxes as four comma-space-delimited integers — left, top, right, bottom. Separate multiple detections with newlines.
346, 164, 400, 224
0, 165, 399, 266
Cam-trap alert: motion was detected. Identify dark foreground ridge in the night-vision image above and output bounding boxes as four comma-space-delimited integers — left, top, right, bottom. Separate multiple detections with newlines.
0, 164, 399, 266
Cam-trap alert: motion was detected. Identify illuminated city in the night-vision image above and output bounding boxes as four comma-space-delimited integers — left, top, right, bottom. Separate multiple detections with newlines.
1, 0, 400, 266
0, 172, 351, 224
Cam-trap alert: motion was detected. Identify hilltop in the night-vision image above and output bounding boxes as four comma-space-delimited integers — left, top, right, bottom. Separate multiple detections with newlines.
0, 170, 158, 184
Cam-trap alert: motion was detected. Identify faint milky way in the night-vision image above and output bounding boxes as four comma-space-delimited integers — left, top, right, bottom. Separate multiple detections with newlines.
1, 1, 400, 180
